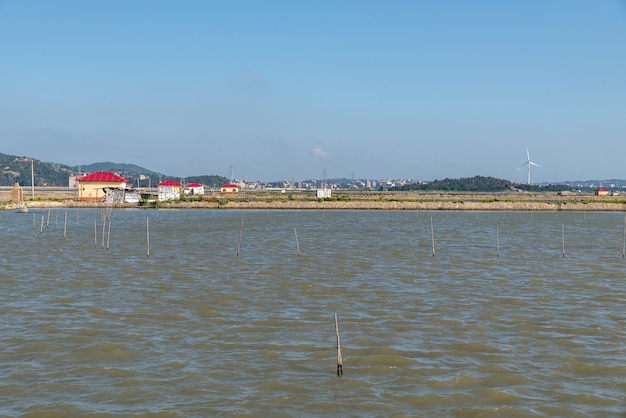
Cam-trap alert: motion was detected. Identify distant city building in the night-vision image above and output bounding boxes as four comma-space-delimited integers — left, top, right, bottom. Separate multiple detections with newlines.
317, 188, 332, 198
68, 174, 80, 189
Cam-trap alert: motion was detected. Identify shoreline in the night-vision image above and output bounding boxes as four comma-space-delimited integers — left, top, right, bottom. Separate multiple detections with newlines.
2, 191, 626, 211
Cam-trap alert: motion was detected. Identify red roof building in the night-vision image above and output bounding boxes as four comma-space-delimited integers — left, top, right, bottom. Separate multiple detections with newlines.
184, 182, 205, 196
220, 183, 239, 193
157, 179, 183, 201
76, 171, 129, 201
157, 180, 183, 187
77, 172, 128, 183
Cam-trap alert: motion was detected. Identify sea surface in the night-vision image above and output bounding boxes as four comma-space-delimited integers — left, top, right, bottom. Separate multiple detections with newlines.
1, 208, 625, 417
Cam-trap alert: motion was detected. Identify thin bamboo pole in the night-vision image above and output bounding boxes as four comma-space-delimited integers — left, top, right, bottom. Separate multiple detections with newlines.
40, 215, 44, 233
106, 214, 112, 250
101, 215, 106, 249
63, 211, 67, 239
46, 207, 51, 227
430, 216, 435, 257
561, 224, 565, 258
622, 213, 626, 258
94, 219, 97, 247
496, 225, 500, 258
294, 227, 301, 255
237, 217, 243, 256
334, 313, 343, 376
146, 216, 150, 257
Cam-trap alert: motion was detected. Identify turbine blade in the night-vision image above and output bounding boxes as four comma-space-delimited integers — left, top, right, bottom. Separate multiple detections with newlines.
530, 162, 540, 167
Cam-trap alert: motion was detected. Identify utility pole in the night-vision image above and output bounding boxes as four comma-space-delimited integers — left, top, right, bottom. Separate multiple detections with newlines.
31, 159, 35, 199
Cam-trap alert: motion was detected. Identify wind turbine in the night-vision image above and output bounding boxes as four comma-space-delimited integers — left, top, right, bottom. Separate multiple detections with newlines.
517, 148, 540, 185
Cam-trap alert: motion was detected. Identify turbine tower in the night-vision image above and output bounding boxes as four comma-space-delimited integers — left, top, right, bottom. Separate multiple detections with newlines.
517, 148, 540, 185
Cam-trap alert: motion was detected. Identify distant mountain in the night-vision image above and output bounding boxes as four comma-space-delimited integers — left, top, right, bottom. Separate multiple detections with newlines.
75, 162, 229, 189
0, 152, 74, 187
77, 162, 158, 176
73, 161, 165, 188
0, 152, 229, 188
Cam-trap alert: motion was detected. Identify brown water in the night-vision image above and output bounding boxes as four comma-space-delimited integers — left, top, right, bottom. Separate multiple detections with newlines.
1, 208, 625, 417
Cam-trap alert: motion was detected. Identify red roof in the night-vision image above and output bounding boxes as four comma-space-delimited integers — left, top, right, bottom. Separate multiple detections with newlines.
185, 183, 203, 188
157, 179, 182, 187
76, 171, 128, 183
221, 184, 239, 188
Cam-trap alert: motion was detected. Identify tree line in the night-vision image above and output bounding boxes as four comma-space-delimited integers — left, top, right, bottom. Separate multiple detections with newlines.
390, 176, 571, 193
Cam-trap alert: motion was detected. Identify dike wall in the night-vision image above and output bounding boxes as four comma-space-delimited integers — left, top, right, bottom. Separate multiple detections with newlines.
3, 198, 626, 212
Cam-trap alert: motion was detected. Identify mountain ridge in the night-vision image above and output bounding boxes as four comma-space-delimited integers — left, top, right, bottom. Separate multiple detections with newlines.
0, 152, 229, 188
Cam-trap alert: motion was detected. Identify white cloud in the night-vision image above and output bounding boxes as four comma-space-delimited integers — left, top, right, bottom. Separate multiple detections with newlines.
310, 147, 334, 159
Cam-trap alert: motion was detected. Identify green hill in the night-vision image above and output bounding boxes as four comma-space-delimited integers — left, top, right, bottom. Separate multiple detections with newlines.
0, 152, 229, 188
391, 175, 571, 193
0, 153, 74, 187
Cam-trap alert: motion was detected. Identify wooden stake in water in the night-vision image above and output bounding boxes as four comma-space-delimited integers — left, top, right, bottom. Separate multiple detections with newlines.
294, 227, 301, 255
94, 219, 97, 247
430, 216, 435, 257
496, 225, 500, 258
237, 217, 243, 256
106, 215, 112, 250
101, 215, 106, 249
561, 224, 565, 258
46, 207, 51, 228
40, 215, 44, 234
622, 213, 625, 258
334, 313, 343, 377
146, 216, 150, 257
63, 211, 67, 239
622, 213, 626, 258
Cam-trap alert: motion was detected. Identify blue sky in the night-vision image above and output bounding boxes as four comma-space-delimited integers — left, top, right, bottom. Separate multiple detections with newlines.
1, 1, 625, 183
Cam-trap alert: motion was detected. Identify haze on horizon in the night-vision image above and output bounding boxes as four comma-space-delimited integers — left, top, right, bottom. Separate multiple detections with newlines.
1, 1, 624, 183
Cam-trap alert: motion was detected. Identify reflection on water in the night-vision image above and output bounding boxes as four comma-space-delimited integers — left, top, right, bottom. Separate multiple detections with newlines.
1, 209, 625, 416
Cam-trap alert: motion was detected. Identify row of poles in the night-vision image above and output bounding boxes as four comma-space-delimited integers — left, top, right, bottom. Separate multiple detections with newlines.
31, 209, 626, 260
29, 209, 347, 378
233, 214, 626, 259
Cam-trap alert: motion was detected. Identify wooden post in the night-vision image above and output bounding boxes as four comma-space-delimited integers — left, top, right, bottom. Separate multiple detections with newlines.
94, 219, 97, 247
334, 313, 343, 376
622, 213, 626, 258
106, 214, 112, 250
101, 215, 106, 249
237, 217, 243, 256
294, 227, 301, 256
430, 216, 435, 257
63, 211, 67, 239
146, 216, 150, 258
561, 224, 565, 258
496, 225, 500, 258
